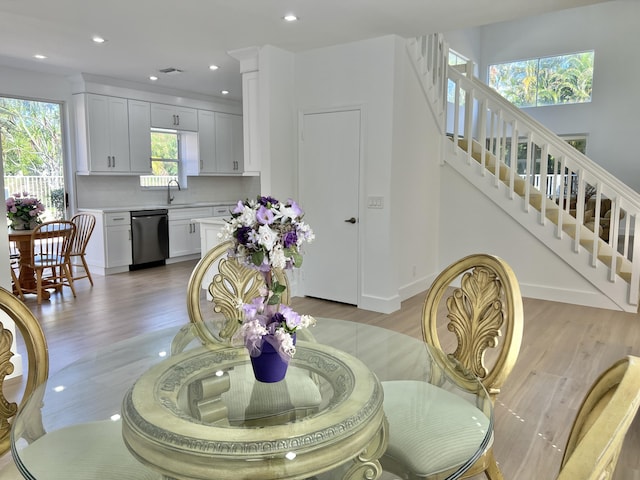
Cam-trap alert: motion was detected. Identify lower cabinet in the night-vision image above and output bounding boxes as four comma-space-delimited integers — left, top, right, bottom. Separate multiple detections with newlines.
82, 211, 132, 275
168, 208, 212, 258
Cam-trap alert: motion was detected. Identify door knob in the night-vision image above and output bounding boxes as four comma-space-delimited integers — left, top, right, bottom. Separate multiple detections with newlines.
344, 217, 357, 224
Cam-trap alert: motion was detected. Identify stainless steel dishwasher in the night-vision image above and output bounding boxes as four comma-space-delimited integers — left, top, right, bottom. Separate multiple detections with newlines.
130, 209, 169, 269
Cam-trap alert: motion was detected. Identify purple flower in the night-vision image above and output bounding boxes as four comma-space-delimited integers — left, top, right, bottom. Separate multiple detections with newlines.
286, 199, 303, 217
258, 196, 279, 207
282, 230, 298, 248
235, 226, 252, 245
232, 200, 245, 214
256, 205, 275, 225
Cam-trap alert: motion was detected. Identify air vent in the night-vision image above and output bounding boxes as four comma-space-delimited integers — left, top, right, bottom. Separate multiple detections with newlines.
158, 67, 184, 75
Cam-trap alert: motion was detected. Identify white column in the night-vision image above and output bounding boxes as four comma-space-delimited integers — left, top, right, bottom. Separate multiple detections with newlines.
228, 47, 264, 190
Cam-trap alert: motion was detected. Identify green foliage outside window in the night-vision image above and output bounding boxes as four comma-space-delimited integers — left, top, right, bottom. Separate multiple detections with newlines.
150, 131, 179, 176
0, 98, 63, 177
488, 52, 594, 107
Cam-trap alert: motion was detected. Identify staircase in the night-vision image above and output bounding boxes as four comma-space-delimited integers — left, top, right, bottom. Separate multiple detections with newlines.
407, 34, 640, 313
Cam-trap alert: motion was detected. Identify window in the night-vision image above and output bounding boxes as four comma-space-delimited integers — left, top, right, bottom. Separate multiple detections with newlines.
140, 129, 180, 187
1, 97, 66, 219
488, 51, 594, 107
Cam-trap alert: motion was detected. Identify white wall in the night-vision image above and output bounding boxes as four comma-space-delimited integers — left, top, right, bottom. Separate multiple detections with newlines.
439, 164, 619, 310
449, 0, 640, 191
391, 38, 442, 301
295, 35, 400, 312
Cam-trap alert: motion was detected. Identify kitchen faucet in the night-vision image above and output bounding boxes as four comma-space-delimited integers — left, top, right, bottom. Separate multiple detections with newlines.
167, 179, 181, 204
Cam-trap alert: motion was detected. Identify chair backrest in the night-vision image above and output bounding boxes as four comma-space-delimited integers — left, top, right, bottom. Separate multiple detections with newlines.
0, 286, 49, 455
557, 355, 640, 480
30, 221, 76, 265
422, 254, 523, 401
186, 240, 290, 346
70, 213, 96, 256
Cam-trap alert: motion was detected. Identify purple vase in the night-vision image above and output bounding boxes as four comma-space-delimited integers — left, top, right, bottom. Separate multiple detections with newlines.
250, 334, 295, 383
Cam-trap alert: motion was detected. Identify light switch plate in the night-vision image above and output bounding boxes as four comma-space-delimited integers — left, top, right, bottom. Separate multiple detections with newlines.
367, 196, 384, 209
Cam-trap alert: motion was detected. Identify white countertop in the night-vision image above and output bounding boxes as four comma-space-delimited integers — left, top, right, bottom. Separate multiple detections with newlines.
193, 216, 229, 224
78, 202, 234, 214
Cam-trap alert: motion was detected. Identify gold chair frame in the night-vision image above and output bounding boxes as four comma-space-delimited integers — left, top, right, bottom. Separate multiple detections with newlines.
0, 287, 49, 455
422, 254, 524, 402
184, 240, 290, 348
382, 254, 523, 480
422, 254, 523, 480
556, 355, 640, 480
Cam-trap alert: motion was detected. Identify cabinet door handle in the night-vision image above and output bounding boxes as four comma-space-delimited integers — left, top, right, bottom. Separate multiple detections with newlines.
112, 156, 115, 168
176, 114, 180, 126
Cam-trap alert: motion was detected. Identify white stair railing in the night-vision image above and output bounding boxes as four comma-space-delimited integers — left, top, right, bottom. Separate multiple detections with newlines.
407, 34, 640, 309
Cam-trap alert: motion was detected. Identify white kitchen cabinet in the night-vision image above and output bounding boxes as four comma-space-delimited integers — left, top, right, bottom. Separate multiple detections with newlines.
196, 110, 217, 174
151, 103, 198, 131
214, 112, 244, 174
75, 94, 131, 173
128, 100, 152, 174
81, 211, 132, 275
168, 207, 212, 258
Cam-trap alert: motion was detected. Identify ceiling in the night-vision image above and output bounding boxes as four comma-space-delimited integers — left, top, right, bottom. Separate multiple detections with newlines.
0, 0, 610, 102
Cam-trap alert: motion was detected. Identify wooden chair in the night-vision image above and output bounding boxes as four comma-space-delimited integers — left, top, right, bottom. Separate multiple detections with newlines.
381, 254, 524, 480
0, 287, 160, 480
69, 213, 96, 285
556, 355, 640, 480
27, 221, 77, 304
175, 240, 320, 425
8, 242, 23, 300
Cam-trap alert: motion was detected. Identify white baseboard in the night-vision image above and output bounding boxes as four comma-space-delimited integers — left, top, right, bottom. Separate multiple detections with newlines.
358, 293, 402, 314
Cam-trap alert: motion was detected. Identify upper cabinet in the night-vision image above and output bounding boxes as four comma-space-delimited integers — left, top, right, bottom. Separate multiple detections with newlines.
75, 94, 131, 173
75, 94, 154, 175
150, 103, 198, 131
196, 110, 217, 174
215, 113, 244, 174
128, 100, 152, 174
194, 111, 247, 175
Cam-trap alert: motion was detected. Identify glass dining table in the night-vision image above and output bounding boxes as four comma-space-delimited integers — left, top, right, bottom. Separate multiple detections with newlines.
10, 318, 493, 480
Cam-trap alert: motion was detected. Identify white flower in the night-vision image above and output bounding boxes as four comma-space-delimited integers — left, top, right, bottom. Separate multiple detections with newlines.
257, 224, 278, 251
238, 207, 257, 227
270, 245, 287, 269
300, 314, 316, 329
274, 328, 296, 357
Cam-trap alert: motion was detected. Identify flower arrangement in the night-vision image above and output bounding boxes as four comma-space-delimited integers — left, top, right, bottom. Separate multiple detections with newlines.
6, 192, 45, 229
219, 195, 316, 363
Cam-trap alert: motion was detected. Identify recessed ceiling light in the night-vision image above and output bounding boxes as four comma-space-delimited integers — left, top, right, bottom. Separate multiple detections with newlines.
149, 76, 158, 81
209, 64, 219, 71
33, 54, 47, 60
92, 36, 106, 44
283, 14, 298, 22
221, 90, 229, 95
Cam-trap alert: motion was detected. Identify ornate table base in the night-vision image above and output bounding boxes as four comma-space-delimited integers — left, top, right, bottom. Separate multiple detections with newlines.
122, 342, 388, 480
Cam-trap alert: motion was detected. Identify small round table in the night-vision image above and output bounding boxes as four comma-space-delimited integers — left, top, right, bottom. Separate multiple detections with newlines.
122, 341, 387, 480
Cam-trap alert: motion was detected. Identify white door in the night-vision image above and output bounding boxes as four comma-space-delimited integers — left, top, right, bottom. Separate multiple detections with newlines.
300, 109, 360, 305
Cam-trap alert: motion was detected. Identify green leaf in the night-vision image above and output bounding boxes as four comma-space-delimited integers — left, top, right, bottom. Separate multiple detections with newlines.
271, 280, 287, 296
251, 250, 264, 267
268, 293, 281, 305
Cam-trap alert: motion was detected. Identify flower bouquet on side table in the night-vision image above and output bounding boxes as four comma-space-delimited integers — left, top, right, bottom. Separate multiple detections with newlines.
219, 195, 315, 382
6, 192, 45, 230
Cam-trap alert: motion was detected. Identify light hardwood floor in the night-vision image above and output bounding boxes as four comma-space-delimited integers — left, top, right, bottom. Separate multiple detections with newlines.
10, 259, 640, 479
